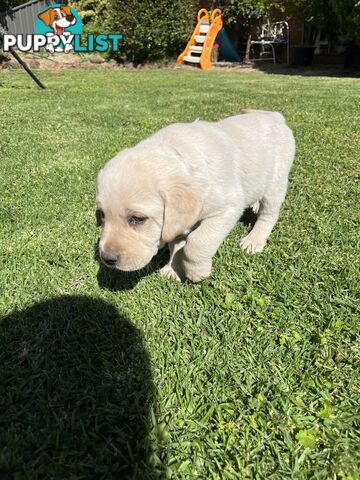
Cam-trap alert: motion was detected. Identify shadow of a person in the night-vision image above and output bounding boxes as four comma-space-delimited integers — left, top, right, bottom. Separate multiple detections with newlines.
94, 241, 169, 292
0, 296, 163, 479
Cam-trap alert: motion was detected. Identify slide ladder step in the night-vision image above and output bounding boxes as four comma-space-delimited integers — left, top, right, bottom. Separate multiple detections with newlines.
189, 45, 203, 53
183, 55, 201, 64
195, 35, 206, 44
199, 24, 210, 34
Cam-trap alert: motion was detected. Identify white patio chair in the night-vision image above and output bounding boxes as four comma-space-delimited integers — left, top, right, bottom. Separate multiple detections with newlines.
250, 21, 289, 64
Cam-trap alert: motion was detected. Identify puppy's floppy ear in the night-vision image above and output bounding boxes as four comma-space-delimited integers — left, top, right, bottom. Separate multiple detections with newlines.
38, 9, 52, 26
95, 200, 104, 227
95, 208, 103, 227
61, 6, 72, 16
161, 181, 202, 243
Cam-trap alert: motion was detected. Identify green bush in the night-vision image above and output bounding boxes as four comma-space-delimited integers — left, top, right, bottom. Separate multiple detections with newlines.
329, 0, 360, 40
0, 0, 24, 14
69, 0, 112, 35
71, 0, 197, 62
107, 0, 197, 62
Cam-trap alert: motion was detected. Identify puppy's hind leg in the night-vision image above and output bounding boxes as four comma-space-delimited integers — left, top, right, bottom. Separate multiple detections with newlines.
241, 173, 290, 254
240, 197, 282, 254
241, 127, 294, 254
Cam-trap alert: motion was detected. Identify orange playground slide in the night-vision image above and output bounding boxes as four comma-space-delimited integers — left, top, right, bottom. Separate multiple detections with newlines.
177, 8, 223, 71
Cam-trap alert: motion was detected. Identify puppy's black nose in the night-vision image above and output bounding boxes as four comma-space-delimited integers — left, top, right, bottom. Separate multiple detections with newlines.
100, 250, 118, 266
66, 14, 75, 22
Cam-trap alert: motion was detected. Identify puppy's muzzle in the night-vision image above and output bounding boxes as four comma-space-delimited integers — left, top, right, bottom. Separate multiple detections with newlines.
100, 249, 118, 267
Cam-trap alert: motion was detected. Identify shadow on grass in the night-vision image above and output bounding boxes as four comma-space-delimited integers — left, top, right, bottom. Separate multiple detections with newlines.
246, 60, 360, 78
0, 296, 164, 479
94, 209, 257, 292
94, 241, 169, 292
240, 207, 257, 230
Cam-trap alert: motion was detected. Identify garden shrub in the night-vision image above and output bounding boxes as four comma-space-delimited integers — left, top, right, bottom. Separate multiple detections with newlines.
109, 0, 198, 62
71, 0, 197, 62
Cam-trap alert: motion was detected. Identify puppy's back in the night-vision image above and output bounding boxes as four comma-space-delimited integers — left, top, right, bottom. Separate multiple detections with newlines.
241, 108, 286, 122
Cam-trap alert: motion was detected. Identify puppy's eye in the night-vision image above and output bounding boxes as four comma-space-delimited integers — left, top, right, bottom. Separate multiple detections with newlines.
96, 209, 105, 227
128, 216, 147, 226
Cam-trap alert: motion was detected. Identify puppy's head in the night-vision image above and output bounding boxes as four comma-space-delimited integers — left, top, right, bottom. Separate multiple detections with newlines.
96, 150, 202, 271
38, 6, 76, 34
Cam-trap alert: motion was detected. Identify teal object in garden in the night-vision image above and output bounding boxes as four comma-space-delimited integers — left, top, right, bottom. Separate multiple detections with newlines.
216, 28, 242, 62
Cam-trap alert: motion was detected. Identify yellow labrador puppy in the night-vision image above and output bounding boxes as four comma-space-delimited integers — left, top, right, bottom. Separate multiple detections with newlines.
96, 110, 295, 282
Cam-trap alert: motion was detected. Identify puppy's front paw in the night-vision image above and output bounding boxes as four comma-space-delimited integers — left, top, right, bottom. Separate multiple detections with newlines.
183, 259, 212, 283
159, 264, 182, 282
240, 231, 267, 254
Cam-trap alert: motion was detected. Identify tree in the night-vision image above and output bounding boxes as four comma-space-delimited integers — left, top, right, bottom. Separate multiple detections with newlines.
285, 0, 359, 50
0, 0, 24, 14
328, 0, 360, 40
284, 0, 359, 40
219, 0, 283, 25
285, 0, 337, 28
284, 0, 337, 45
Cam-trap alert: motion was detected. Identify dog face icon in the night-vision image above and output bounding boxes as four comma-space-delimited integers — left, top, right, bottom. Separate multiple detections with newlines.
38, 6, 76, 35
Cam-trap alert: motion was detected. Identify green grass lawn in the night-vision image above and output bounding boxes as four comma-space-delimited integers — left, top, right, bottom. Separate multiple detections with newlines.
0, 67, 359, 479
